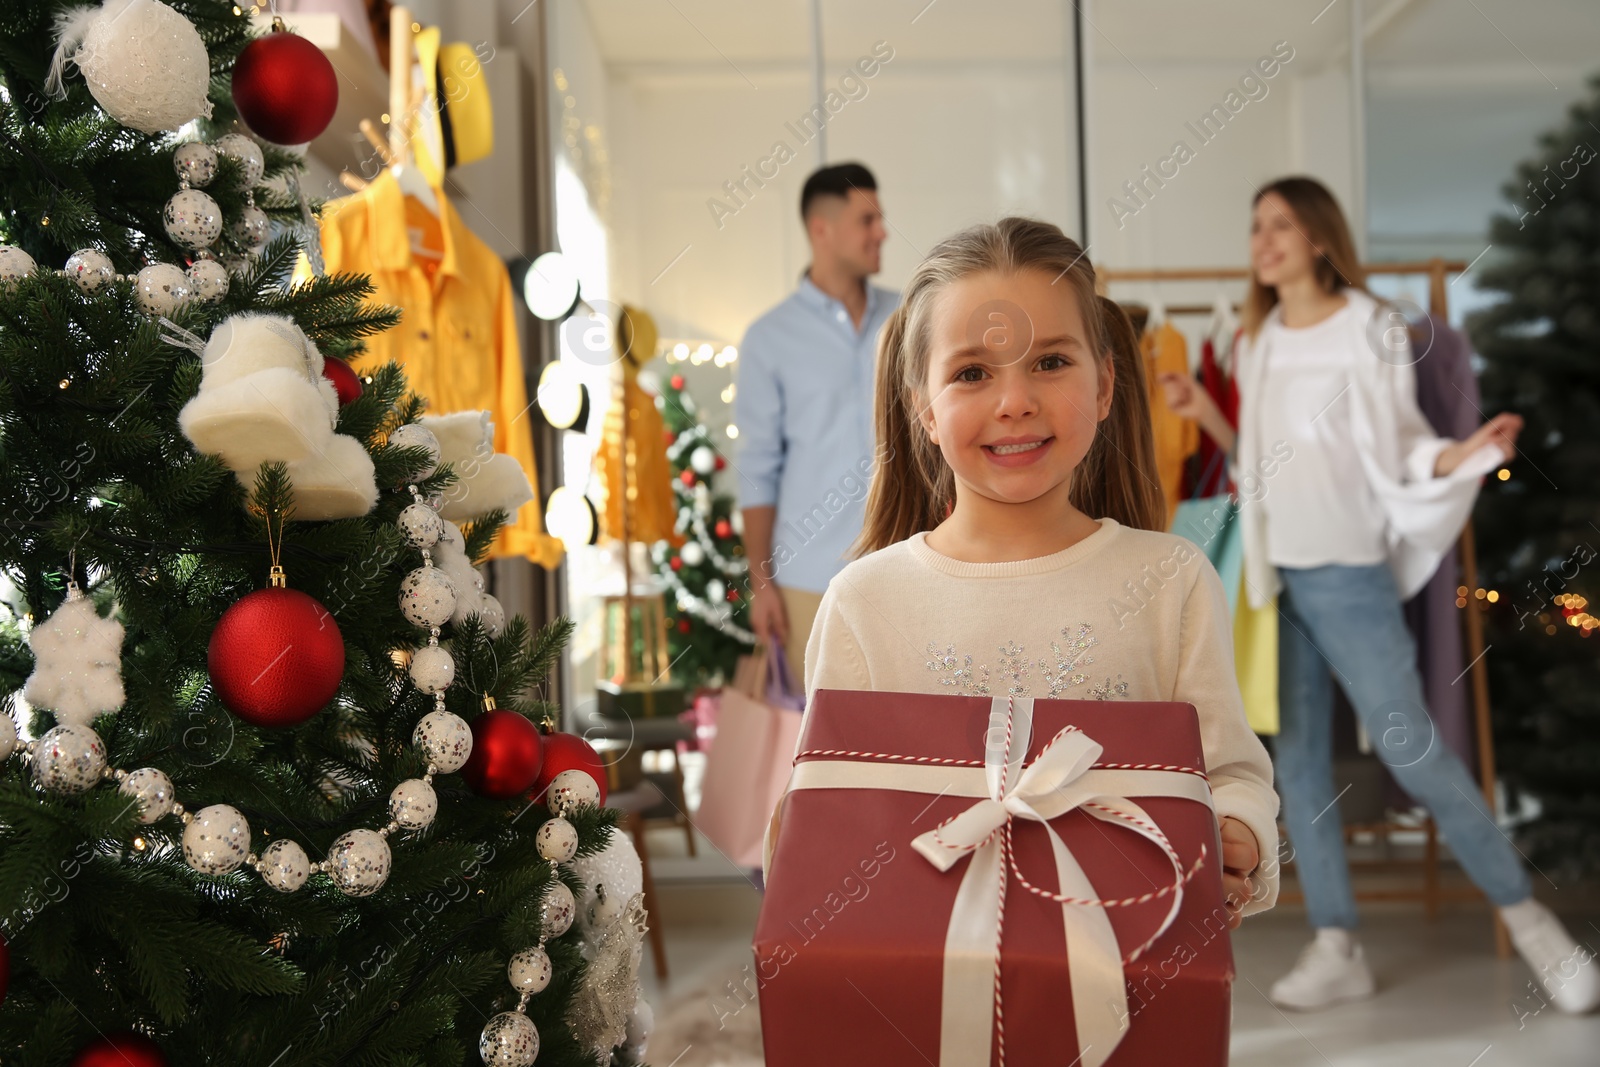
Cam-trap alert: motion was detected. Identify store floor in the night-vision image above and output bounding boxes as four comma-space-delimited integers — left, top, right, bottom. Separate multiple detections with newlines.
633, 822, 1600, 1066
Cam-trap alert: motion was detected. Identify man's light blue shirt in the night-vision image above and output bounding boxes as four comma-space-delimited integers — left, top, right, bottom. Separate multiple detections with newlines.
732, 275, 901, 594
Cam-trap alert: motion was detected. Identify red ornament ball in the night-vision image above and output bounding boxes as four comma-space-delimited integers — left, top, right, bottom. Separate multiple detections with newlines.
669, 556, 683, 571
677, 618, 692, 634
232, 28, 339, 145
72, 1034, 166, 1067
670, 374, 685, 390
322, 356, 363, 406
661, 429, 675, 445
209, 587, 344, 728
679, 469, 696, 487
531, 732, 607, 806
461, 711, 544, 799
727, 587, 741, 603
714, 519, 732, 540
714, 455, 727, 471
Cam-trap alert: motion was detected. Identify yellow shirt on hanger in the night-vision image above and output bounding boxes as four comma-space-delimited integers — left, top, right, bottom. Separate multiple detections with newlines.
312, 171, 563, 568
1142, 321, 1200, 529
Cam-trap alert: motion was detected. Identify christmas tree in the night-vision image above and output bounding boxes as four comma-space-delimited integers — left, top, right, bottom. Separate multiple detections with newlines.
649, 372, 754, 688
0, 3, 651, 1064
1470, 71, 1600, 878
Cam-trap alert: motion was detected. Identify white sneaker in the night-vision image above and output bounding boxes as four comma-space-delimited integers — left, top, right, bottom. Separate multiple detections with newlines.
1269, 929, 1376, 1011
1504, 901, 1600, 1015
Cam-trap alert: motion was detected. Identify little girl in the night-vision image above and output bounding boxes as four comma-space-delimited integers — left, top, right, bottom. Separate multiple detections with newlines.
801, 216, 1280, 922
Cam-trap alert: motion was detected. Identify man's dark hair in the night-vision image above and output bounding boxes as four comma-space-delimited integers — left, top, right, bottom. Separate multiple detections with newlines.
800, 162, 877, 221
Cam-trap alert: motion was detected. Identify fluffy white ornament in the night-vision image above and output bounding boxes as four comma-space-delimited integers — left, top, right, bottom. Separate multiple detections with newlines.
172, 141, 217, 187
690, 445, 715, 475
183, 803, 250, 874
163, 188, 222, 251
706, 578, 726, 603
327, 828, 391, 897
508, 945, 553, 994
64, 248, 115, 292
46, 0, 212, 134
389, 778, 437, 830
540, 879, 576, 939
407, 644, 455, 694
399, 567, 456, 628
213, 133, 264, 188
479, 1012, 539, 1067
431, 520, 491, 628
133, 262, 190, 315
536, 816, 578, 863
679, 541, 705, 568
417, 411, 534, 522
229, 203, 270, 255
0, 714, 17, 760
119, 766, 174, 824
413, 710, 473, 772
571, 827, 645, 937
259, 838, 310, 892
387, 423, 442, 479
187, 258, 229, 303
546, 769, 600, 817
31, 723, 107, 794
0, 245, 36, 284
25, 586, 124, 726
397, 502, 444, 548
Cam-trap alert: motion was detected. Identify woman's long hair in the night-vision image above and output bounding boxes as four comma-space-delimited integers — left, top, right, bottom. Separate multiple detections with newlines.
1243, 176, 1367, 339
854, 217, 1165, 557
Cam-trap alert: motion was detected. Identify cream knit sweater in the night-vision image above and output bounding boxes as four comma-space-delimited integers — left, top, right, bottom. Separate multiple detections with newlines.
802, 516, 1281, 914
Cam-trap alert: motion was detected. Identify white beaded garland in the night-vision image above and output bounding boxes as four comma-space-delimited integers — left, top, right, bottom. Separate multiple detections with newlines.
327, 828, 392, 897
690, 445, 716, 475
546, 769, 601, 817
0, 245, 37, 285
540, 879, 576, 939
134, 262, 191, 316
397, 502, 444, 548
213, 133, 264, 188
388, 778, 438, 831
399, 567, 457, 628
31, 724, 108, 793
679, 540, 705, 568
412, 710, 473, 773
259, 838, 310, 892
173, 141, 218, 187
0, 714, 16, 760
388, 424, 441, 478
407, 644, 455, 694
229, 203, 270, 255
479, 1011, 540, 1067
119, 766, 175, 824
187, 257, 230, 303
64, 248, 116, 292
508, 945, 553, 994
536, 816, 578, 863
163, 188, 223, 250
183, 803, 251, 875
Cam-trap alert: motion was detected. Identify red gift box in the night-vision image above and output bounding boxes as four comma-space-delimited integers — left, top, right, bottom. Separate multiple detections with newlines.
753, 691, 1232, 1067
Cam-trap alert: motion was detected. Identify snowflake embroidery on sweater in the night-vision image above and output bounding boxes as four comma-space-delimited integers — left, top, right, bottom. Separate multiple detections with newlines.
924, 624, 1127, 699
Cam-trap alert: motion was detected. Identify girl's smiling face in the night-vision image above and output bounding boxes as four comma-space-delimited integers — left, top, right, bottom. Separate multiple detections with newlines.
919, 268, 1113, 508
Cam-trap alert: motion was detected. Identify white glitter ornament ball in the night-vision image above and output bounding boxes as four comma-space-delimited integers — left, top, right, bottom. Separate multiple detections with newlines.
259, 837, 310, 892
183, 803, 251, 874
706, 578, 726, 603
587, 880, 628, 929
479, 1011, 540, 1067
572, 828, 645, 935
679, 541, 705, 568
0, 714, 16, 760
229, 203, 270, 255
690, 445, 716, 475
408, 644, 455, 694
625, 999, 653, 1051
134, 262, 191, 316
536, 817, 578, 863
540, 879, 576, 939
388, 424, 441, 478
546, 769, 601, 817
31, 724, 107, 793
119, 766, 174, 824
173, 141, 217, 187
163, 188, 222, 250
389, 777, 437, 830
413, 710, 473, 773
214, 133, 265, 188
50, 0, 213, 134
397, 502, 444, 548
0, 245, 37, 285
64, 248, 115, 292
508, 945, 553, 994
327, 828, 391, 897
478, 593, 506, 638
399, 567, 457, 628
187, 257, 230, 303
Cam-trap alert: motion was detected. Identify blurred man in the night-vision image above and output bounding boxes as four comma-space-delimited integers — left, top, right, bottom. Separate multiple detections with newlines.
734, 162, 898, 688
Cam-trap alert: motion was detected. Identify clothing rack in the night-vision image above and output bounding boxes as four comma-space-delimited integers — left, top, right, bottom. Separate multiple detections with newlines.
1104, 260, 1511, 957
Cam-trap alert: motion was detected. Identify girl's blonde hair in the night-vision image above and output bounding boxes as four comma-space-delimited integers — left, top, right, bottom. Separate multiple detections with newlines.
1243, 176, 1368, 340
855, 217, 1165, 557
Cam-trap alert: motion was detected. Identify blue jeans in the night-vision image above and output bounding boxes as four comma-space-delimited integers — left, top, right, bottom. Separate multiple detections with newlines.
1274, 562, 1531, 930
